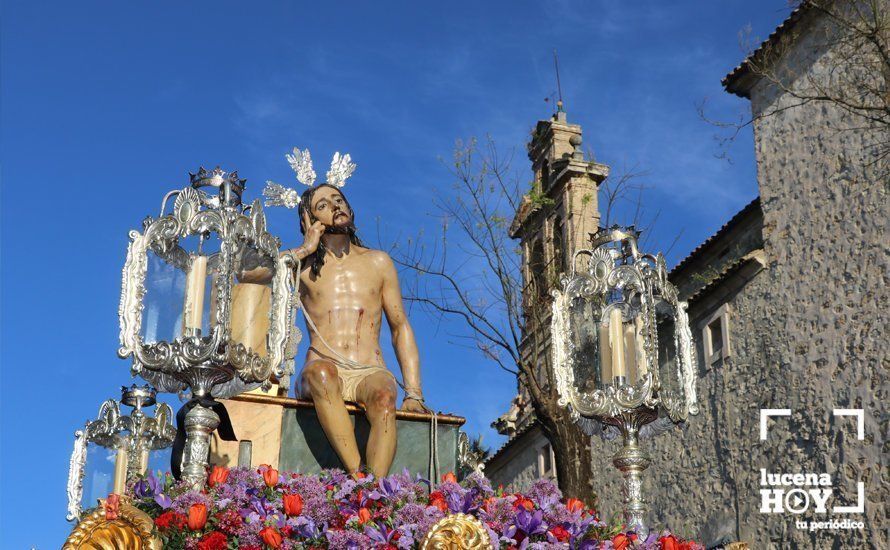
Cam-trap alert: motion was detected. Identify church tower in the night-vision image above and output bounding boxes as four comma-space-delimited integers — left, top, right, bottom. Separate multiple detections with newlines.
510, 109, 610, 308
492, 110, 610, 438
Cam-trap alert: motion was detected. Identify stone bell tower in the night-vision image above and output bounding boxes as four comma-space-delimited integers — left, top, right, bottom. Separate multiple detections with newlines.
510, 109, 610, 302
493, 110, 610, 439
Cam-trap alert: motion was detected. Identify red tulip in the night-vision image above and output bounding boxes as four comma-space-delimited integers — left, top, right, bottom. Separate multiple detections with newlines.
612, 533, 632, 550
261, 466, 279, 487
358, 507, 372, 524
429, 491, 448, 513
565, 498, 585, 514
659, 534, 681, 550
283, 493, 304, 516
512, 495, 534, 511
188, 503, 208, 531
549, 525, 570, 542
440, 472, 457, 483
259, 526, 283, 548
208, 465, 229, 488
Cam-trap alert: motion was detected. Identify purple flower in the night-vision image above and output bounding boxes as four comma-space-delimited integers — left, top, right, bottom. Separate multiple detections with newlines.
527, 478, 562, 509
514, 508, 548, 536
240, 494, 275, 524
303, 494, 338, 525
287, 473, 326, 501
369, 475, 403, 501
325, 528, 371, 550
364, 523, 399, 545
170, 490, 212, 514
133, 477, 153, 499
153, 493, 172, 509
447, 487, 480, 514
288, 516, 321, 539
463, 472, 494, 497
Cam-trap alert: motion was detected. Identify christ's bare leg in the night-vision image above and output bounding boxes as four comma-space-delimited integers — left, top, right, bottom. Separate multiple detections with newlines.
300, 360, 361, 472
356, 371, 398, 477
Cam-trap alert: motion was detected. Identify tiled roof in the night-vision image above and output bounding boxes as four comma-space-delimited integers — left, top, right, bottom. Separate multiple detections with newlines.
722, 3, 813, 97
686, 250, 765, 303
484, 419, 538, 466
669, 197, 761, 278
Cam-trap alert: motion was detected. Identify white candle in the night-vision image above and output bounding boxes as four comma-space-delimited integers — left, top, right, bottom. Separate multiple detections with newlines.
623, 323, 637, 383
599, 321, 612, 384
610, 308, 626, 380
113, 446, 129, 495
183, 255, 208, 332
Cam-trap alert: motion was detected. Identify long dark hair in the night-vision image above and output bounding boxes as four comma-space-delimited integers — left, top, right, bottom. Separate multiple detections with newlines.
298, 184, 364, 277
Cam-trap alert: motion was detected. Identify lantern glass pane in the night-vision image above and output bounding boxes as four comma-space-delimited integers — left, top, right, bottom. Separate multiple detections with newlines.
142, 235, 221, 343
231, 242, 275, 357
146, 447, 173, 478
142, 250, 186, 343
568, 295, 602, 391
655, 301, 679, 397
81, 443, 116, 512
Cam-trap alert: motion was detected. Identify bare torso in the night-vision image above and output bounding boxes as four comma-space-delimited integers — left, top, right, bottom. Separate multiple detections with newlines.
299, 246, 389, 367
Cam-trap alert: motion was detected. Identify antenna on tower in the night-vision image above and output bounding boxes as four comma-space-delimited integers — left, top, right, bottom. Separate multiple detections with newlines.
553, 49, 565, 113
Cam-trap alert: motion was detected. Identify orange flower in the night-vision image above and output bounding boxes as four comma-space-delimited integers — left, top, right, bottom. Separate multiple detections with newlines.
282, 493, 303, 516
659, 534, 681, 550
512, 495, 534, 511
208, 465, 229, 488
613, 533, 634, 550
261, 466, 279, 487
259, 526, 282, 548
429, 491, 448, 513
549, 525, 570, 542
188, 503, 208, 531
357, 507, 372, 524
440, 472, 457, 483
353, 471, 366, 479
565, 498, 585, 514
482, 496, 498, 513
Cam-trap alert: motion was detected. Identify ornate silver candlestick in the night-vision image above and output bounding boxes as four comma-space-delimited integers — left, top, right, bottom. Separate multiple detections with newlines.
550, 226, 698, 537
118, 167, 301, 490
66, 384, 175, 521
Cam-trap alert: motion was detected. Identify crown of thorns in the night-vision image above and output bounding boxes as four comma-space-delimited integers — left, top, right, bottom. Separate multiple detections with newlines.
263, 147, 356, 209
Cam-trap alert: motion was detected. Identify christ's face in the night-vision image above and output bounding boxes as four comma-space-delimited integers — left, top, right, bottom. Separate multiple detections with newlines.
310, 186, 352, 229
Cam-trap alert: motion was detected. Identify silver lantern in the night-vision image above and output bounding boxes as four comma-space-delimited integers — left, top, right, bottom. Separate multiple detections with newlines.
118, 167, 300, 489
66, 385, 175, 521
550, 226, 699, 537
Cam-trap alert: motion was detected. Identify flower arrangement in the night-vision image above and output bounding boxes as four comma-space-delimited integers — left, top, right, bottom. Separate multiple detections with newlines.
124, 466, 702, 549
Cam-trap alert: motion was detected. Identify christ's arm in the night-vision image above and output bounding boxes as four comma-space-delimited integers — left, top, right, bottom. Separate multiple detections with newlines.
379, 252, 424, 412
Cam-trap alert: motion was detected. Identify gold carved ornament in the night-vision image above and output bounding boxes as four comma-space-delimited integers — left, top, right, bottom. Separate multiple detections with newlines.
421, 513, 493, 549
62, 499, 162, 550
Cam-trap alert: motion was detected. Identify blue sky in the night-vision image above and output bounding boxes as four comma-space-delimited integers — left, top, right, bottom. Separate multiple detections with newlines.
2, 1, 792, 546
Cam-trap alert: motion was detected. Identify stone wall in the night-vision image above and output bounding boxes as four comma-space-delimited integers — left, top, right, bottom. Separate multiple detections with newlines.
589, 11, 887, 549
486, 426, 550, 492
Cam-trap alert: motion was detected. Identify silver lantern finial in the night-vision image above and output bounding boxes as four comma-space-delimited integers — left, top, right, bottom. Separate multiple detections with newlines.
550, 226, 699, 537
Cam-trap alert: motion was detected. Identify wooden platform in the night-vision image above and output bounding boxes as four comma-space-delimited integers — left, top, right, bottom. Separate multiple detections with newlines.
210, 392, 465, 476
